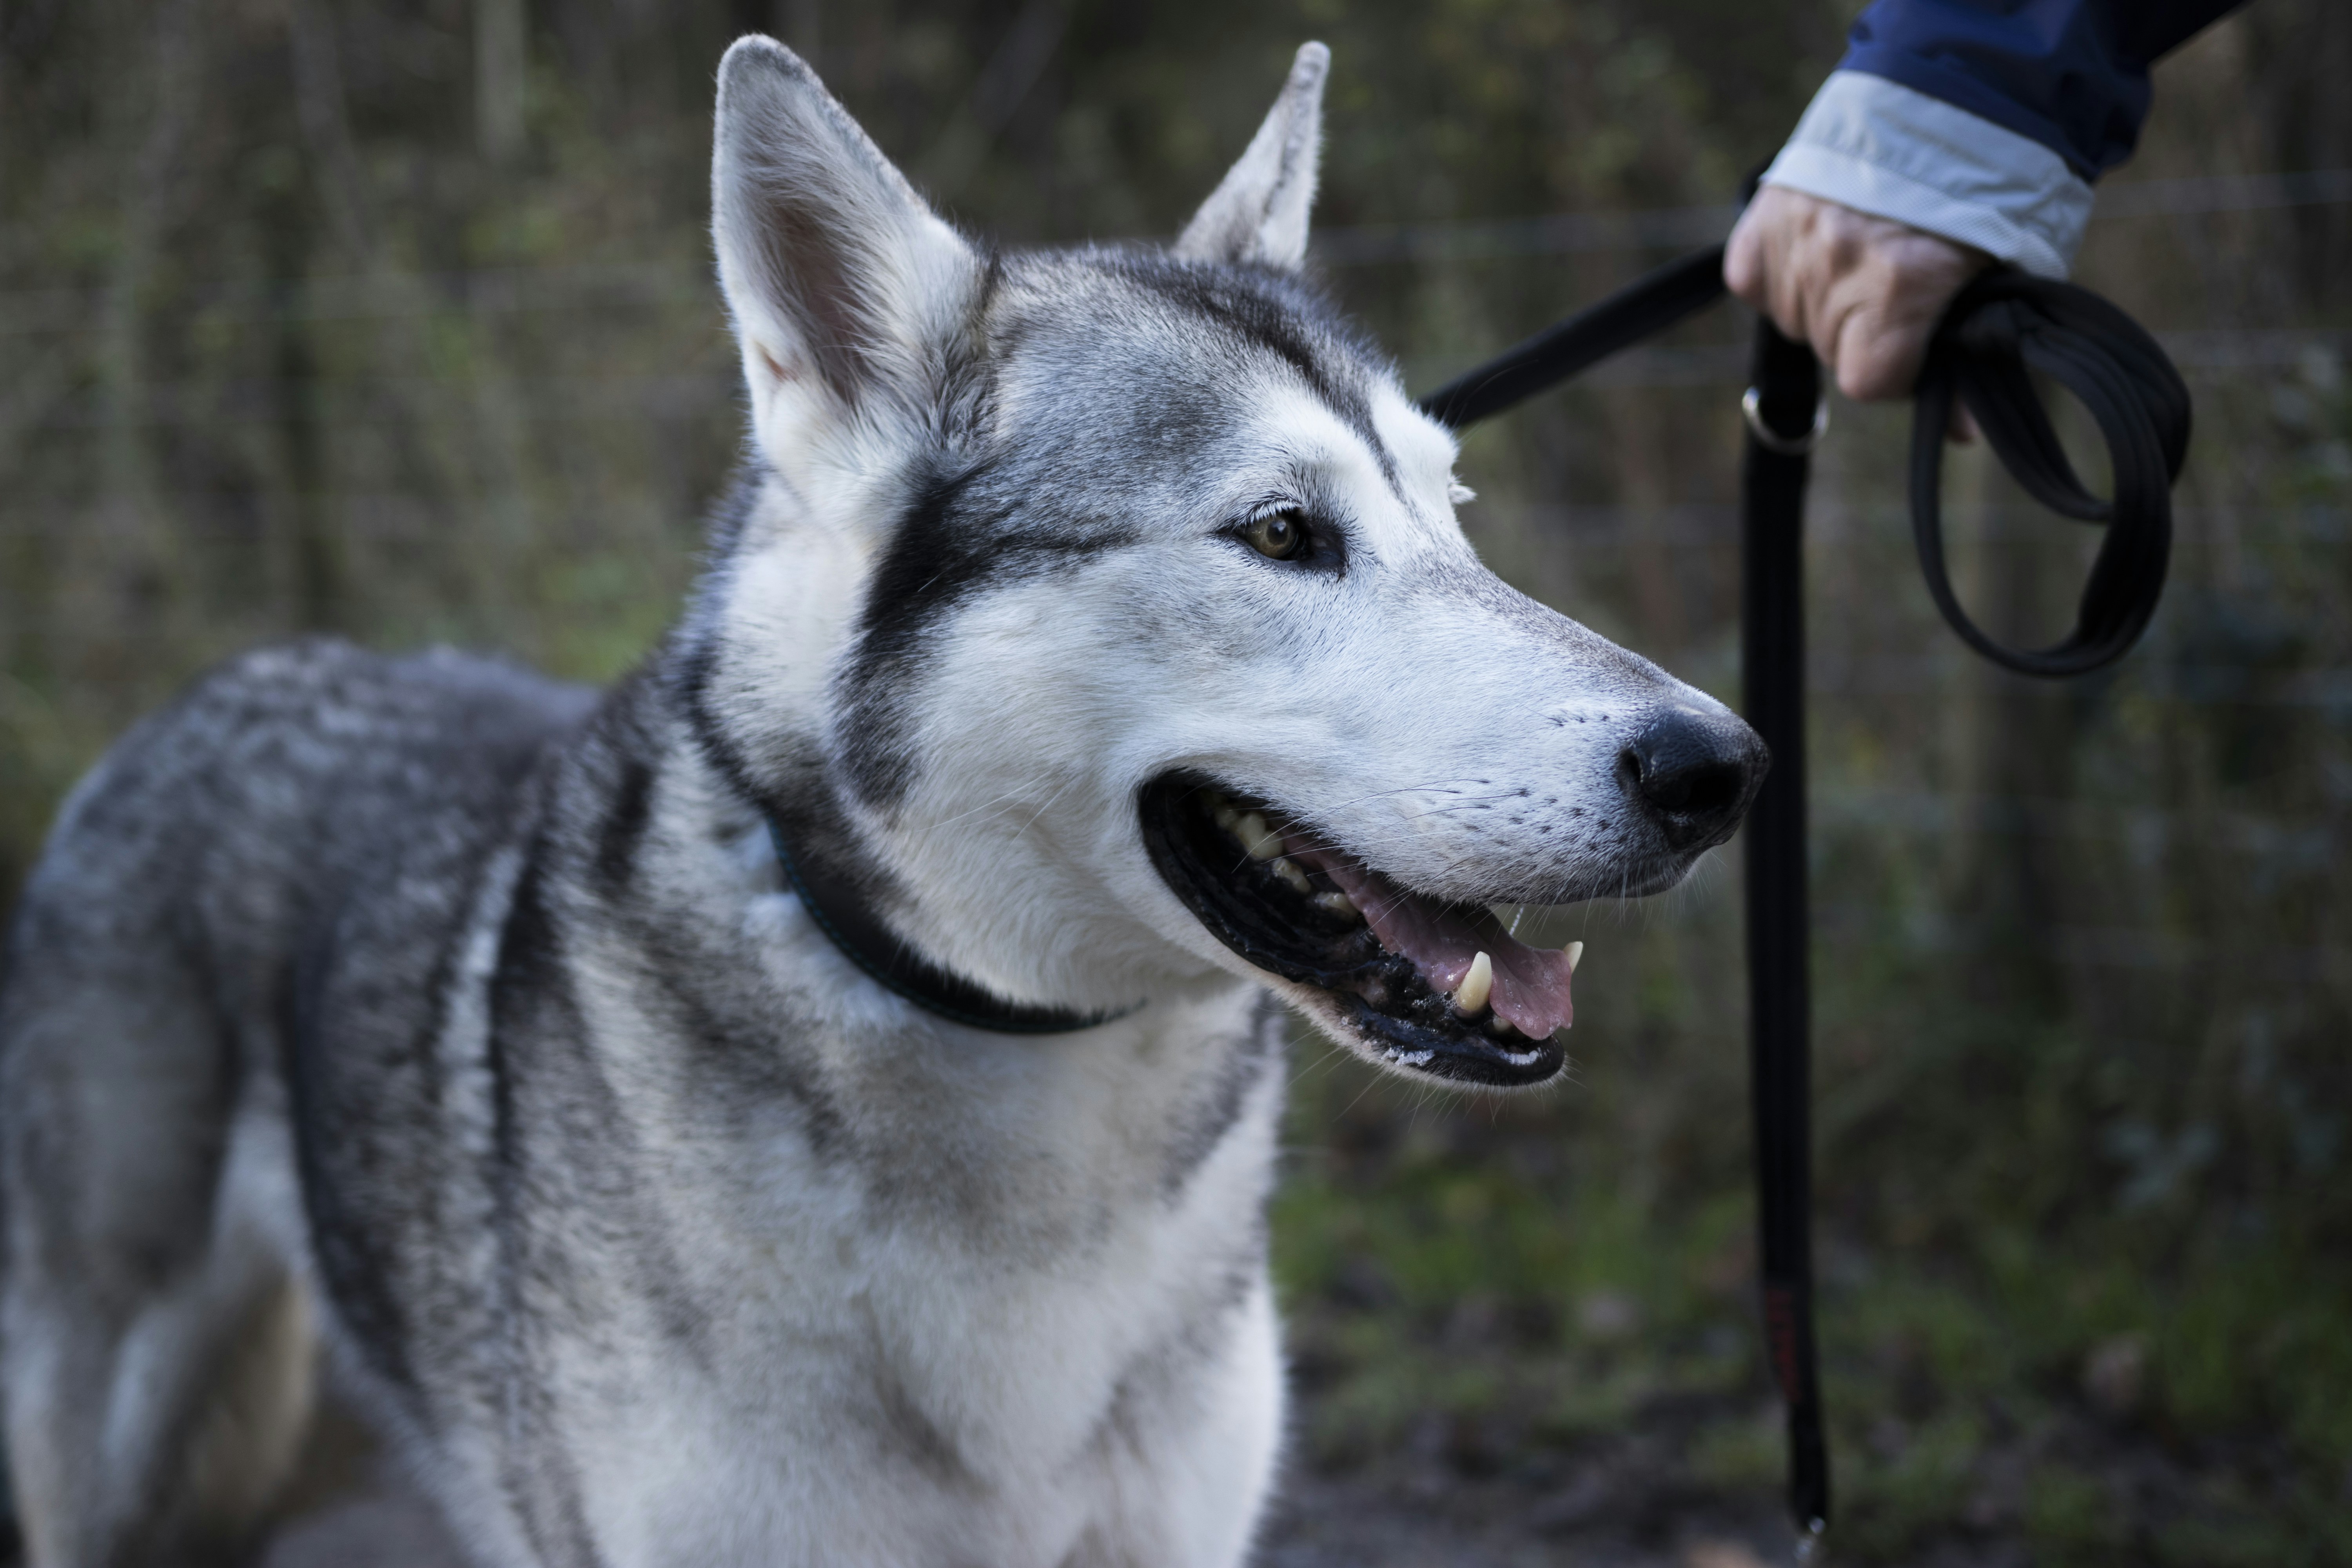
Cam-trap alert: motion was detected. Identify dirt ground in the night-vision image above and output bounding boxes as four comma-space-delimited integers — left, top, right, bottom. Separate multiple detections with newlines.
3, 1382, 2321, 1567
245, 1457, 1811, 1568
0, 1396, 1815, 1568
28, 1397, 1940, 1568
244, 1460, 1808, 1568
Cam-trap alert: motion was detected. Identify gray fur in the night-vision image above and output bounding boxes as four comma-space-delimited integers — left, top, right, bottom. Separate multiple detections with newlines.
0, 36, 1757, 1567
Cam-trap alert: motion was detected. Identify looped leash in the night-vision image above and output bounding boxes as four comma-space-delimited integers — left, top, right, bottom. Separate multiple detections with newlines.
1417, 230, 2191, 1555
1911, 268, 2191, 676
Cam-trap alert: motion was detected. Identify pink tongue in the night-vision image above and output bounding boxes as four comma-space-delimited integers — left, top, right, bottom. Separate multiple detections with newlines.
1286, 838, 1575, 1038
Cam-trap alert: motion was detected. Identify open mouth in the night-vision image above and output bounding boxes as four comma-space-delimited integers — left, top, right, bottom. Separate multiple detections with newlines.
1139, 772, 1580, 1087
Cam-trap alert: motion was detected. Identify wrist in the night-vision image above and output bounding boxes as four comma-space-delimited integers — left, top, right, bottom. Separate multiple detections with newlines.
1760, 70, 2092, 279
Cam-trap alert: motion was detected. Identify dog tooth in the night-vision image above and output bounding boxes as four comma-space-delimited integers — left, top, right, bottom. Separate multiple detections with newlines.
1236, 811, 1282, 860
1272, 857, 1313, 894
1565, 940, 1584, 974
1214, 804, 1240, 832
1454, 951, 1493, 1015
1314, 889, 1360, 921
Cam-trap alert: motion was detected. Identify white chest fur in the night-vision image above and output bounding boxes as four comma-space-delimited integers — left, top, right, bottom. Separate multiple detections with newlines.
544, 889, 1290, 1568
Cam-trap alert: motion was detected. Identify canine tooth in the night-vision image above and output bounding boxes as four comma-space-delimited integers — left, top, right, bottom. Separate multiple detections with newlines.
1564, 940, 1584, 974
1272, 857, 1312, 894
1236, 811, 1282, 860
1454, 951, 1493, 1015
1214, 804, 1240, 831
1314, 890, 1360, 920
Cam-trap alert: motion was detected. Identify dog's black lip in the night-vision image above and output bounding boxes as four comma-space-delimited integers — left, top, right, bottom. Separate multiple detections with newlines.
1544, 860, 1690, 906
1138, 770, 1564, 1088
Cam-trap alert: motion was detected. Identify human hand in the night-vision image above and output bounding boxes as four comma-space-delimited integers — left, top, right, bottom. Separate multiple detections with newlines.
1724, 184, 1991, 413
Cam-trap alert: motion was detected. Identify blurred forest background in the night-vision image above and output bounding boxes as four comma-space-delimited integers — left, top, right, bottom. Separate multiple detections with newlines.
4, 0, 2351, 1563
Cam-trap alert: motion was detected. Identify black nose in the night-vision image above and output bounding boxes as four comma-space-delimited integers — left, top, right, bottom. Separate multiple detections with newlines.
1622, 706, 1768, 848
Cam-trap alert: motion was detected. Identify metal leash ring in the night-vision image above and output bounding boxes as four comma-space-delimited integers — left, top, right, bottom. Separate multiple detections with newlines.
1742, 383, 1830, 455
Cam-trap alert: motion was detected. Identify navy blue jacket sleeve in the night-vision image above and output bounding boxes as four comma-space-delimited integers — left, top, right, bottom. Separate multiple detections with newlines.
1838, 0, 2250, 179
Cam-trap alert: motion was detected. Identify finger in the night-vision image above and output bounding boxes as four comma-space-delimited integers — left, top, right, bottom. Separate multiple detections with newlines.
1769, 270, 1813, 351
1852, 240, 1987, 399
1808, 270, 1859, 381
1832, 300, 1933, 401
1745, 189, 1822, 346
1756, 220, 1825, 354
1724, 210, 1767, 308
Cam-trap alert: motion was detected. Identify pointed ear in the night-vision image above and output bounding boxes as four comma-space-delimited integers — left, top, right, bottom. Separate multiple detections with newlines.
1174, 43, 1328, 271
712, 36, 978, 442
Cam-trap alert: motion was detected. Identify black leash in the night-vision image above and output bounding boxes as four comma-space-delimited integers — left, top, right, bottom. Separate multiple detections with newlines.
1417, 245, 1733, 426
1417, 237, 2189, 1554
1913, 269, 2190, 676
1739, 318, 1831, 1545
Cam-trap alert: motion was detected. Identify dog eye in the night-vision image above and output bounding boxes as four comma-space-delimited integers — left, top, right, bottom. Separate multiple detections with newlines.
1243, 510, 1307, 561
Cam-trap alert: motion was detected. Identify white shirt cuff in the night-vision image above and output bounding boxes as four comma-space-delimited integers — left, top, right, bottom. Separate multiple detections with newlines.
1760, 70, 2094, 279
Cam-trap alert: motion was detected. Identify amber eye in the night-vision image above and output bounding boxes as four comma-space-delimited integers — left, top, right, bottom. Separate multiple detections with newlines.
1244, 510, 1307, 561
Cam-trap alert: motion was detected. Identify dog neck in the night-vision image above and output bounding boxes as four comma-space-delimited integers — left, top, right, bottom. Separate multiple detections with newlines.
760, 809, 1138, 1034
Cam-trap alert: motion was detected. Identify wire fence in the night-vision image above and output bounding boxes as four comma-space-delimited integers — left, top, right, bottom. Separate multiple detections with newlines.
5, 167, 2343, 330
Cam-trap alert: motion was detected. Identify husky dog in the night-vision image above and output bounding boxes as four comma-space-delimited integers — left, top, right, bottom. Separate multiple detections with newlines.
0, 35, 1763, 1568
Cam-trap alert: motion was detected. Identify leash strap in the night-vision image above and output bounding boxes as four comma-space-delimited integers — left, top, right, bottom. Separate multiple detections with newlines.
1742, 321, 1831, 1543
1417, 237, 2189, 1551
1416, 245, 1730, 428
1912, 269, 2192, 676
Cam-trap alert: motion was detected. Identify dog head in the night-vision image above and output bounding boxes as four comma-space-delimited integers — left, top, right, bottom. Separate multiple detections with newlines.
679, 37, 1765, 1087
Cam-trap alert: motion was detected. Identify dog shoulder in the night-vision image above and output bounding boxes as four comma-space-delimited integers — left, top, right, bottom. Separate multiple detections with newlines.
7, 638, 597, 997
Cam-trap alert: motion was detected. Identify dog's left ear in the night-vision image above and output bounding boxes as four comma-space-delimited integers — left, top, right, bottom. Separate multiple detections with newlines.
1174, 42, 1328, 272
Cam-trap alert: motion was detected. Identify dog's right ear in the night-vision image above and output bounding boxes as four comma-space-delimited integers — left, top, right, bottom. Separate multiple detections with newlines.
712, 36, 978, 451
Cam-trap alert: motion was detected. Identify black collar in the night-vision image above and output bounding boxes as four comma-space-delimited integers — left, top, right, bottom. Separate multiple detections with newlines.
763, 814, 1135, 1035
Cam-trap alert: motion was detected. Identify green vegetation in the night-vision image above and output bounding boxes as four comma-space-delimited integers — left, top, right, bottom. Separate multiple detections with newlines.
1276, 1027, 2352, 1559
5, 1, 2349, 1559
